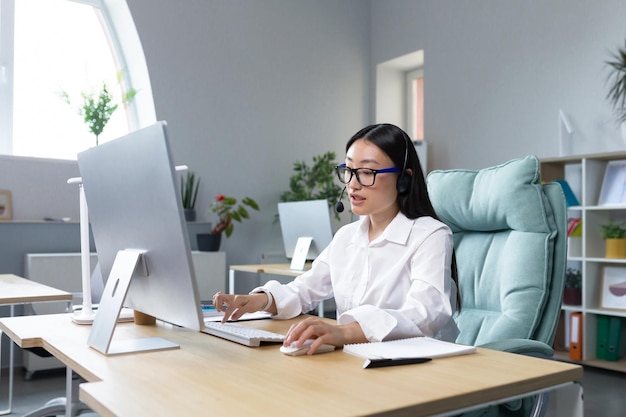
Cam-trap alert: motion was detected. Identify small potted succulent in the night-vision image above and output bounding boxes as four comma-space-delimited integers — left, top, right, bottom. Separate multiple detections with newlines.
563, 268, 582, 306
601, 221, 626, 258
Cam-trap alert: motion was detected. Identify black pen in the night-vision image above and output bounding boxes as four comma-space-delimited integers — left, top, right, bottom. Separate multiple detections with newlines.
363, 357, 432, 369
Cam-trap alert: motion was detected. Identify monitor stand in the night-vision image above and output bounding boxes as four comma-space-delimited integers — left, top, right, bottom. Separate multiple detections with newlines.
87, 249, 180, 355
290, 237, 313, 270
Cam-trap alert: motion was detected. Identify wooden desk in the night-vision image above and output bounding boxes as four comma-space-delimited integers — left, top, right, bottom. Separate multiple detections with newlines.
0, 274, 72, 415
0, 313, 583, 417
0, 274, 73, 305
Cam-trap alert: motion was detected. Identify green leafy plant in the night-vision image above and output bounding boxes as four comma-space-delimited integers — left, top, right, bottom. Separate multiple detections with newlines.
60, 71, 137, 145
210, 194, 260, 238
606, 40, 626, 124
280, 151, 343, 219
565, 268, 582, 289
180, 172, 200, 210
601, 221, 626, 239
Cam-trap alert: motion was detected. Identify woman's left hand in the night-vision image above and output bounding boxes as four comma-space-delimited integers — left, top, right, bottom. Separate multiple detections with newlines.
283, 316, 368, 355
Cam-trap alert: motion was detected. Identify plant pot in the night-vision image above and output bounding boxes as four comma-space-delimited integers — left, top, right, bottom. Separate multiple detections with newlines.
184, 209, 196, 222
563, 288, 582, 306
605, 238, 626, 258
197, 233, 222, 252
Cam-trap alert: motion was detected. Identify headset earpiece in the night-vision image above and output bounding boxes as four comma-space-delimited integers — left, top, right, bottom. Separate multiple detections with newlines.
396, 173, 411, 194
396, 133, 411, 195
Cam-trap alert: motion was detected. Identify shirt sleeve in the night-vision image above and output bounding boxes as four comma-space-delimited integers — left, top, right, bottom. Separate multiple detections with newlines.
250, 246, 334, 320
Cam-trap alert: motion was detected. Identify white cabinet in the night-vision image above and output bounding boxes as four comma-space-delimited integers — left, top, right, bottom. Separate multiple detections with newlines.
541, 152, 626, 373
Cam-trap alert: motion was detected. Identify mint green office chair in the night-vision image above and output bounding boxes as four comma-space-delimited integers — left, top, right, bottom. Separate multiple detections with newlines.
427, 155, 568, 417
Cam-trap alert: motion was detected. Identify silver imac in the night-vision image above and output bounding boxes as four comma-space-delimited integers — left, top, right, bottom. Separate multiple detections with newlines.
77, 121, 203, 355
277, 199, 333, 267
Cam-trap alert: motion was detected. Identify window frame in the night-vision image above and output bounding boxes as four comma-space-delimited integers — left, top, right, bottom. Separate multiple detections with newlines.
0, 0, 155, 160
405, 67, 424, 142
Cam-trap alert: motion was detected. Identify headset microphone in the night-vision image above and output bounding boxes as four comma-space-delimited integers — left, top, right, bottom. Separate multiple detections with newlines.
335, 186, 347, 213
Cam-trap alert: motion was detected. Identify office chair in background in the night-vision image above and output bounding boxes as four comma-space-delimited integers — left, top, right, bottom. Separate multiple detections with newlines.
427, 155, 572, 417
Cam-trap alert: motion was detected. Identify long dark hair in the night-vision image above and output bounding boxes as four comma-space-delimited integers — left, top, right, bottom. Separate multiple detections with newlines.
345, 123, 461, 309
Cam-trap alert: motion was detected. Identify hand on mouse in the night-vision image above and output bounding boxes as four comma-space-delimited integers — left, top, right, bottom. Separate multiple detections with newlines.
283, 316, 368, 355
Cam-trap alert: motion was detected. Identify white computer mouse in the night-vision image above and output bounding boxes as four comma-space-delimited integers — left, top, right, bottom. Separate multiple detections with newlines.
280, 339, 336, 356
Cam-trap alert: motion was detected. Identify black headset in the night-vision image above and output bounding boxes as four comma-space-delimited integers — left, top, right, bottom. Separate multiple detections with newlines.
396, 133, 412, 195
336, 129, 412, 212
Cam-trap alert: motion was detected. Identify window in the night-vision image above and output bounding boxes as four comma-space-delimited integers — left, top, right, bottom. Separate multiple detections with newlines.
0, 0, 150, 160
406, 68, 424, 141
375, 49, 424, 139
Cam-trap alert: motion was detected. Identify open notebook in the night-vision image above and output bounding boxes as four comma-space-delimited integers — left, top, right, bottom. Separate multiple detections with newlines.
343, 337, 476, 360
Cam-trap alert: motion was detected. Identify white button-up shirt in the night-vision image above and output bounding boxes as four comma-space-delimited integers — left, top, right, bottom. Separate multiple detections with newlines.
255, 212, 459, 342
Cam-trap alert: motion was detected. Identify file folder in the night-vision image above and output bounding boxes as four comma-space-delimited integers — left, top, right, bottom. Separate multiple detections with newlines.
569, 312, 582, 361
555, 180, 580, 206
606, 316, 624, 362
596, 315, 610, 360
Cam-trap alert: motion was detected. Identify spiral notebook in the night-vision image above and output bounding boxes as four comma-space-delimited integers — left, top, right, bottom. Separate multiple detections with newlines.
343, 337, 476, 360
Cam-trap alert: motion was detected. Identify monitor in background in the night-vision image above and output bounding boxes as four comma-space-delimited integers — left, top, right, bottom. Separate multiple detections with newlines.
77, 121, 203, 355
277, 199, 333, 267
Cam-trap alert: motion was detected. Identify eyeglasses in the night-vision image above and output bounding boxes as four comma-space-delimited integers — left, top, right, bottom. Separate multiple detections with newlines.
335, 163, 400, 187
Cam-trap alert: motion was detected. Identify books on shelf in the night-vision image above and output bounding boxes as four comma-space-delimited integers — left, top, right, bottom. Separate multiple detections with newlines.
597, 315, 626, 362
343, 337, 476, 361
569, 312, 582, 361
555, 180, 581, 207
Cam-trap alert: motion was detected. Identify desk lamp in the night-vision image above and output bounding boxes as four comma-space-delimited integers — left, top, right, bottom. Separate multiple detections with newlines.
67, 177, 97, 324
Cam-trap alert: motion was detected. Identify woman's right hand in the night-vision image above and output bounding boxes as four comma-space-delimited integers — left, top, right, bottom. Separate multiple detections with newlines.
212, 291, 273, 323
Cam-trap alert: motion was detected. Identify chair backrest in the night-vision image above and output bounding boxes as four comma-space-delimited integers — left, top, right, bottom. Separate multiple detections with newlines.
426, 156, 567, 347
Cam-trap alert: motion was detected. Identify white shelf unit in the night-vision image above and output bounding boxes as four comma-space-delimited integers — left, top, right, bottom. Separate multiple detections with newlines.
540, 151, 626, 373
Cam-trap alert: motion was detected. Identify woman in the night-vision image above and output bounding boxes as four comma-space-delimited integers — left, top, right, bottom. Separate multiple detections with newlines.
213, 123, 459, 354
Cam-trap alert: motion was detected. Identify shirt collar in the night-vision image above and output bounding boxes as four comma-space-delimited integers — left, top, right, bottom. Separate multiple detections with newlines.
352, 212, 414, 246
382, 212, 414, 245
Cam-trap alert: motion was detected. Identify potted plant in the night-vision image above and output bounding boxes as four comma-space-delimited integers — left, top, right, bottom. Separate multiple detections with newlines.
563, 268, 582, 305
601, 220, 626, 258
196, 194, 260, 251
280, 151, 343, 220
605, 39, 626, 140
60, 71, 137, 146
180, 172, 200, 221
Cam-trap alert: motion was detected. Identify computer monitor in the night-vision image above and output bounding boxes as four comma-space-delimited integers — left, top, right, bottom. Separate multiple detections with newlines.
277, 199, 333, 265
77, 121, 203, 355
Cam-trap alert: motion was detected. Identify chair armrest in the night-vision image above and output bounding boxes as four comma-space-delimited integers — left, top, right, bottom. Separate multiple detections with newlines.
479, 338, 555, 358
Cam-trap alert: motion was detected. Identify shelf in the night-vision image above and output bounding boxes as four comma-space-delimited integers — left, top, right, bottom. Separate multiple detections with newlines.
541, 151, 626, 374
554, 350, 626, 373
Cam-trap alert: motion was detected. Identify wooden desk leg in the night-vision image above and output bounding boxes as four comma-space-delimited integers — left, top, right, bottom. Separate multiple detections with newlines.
65, 367, 72, 417
0, 305, 15, 416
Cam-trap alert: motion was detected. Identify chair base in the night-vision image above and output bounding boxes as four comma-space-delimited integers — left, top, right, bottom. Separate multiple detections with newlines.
22, 396, 93, 417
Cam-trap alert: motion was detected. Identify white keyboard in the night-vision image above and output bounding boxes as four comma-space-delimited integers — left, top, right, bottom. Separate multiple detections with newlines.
202, 322, 285, 347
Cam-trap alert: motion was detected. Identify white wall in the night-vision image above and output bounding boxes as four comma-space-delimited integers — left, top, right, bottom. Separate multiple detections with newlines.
126, 0, 369, 265
0, 155, 80, 220
6, 0, 626, 268
369, 0, 626, 170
